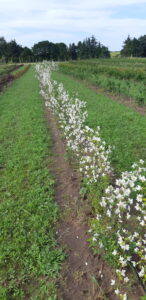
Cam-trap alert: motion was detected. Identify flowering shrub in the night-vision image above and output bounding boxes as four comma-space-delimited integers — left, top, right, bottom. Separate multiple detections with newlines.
90, 161, 146, 298
36, 62, 146, 299
36, 62, 112, 184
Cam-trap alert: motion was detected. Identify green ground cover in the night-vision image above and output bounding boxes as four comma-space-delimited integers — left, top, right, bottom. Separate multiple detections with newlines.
59, 60, 146, 104
52, 71, 146, 174
0, 66, 64, 299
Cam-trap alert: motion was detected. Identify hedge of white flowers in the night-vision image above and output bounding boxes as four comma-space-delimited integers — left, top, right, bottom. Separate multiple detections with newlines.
36, 62, 146, 300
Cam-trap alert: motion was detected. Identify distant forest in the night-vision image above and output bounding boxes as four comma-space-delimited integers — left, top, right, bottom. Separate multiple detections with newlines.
0, 36, 110, 63
1, 34, 146, 63
121, 35, 146, 57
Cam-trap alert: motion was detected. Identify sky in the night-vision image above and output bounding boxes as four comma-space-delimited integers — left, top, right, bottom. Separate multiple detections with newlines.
1, 0, 146, 51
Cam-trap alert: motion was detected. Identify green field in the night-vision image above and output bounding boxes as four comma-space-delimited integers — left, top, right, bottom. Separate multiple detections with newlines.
0, 66, 64, 299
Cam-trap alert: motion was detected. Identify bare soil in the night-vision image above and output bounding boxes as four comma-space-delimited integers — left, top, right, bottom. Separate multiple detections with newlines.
44, 106, 144, 300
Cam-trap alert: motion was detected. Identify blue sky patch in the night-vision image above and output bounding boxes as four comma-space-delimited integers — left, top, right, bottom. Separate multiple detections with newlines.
112, 3, 146, 19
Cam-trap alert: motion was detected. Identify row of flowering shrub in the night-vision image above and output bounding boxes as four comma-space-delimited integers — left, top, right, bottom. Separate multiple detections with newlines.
36, 62, 146, 300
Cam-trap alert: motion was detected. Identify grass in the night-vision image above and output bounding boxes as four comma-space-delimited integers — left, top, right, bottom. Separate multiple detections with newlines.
52, 71, 146, 174
0, 66, 64, 299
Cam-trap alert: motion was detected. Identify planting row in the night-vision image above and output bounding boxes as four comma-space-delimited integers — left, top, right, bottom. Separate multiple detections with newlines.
59, 61, 146, 105
36, 62, 146, 300
84, 57, 146, 67
64, 61, 146, 81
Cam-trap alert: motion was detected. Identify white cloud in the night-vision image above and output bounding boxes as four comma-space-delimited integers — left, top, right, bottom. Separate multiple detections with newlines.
0, 0, 146, 50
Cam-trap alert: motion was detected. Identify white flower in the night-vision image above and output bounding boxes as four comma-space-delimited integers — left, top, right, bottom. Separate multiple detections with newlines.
123, 244, 129, 251
135, 185, 141, 191
96, 214, 101, 220
112, 250, 117, 255
140, 220, 145, 226
126, 213, 131, 219
138, 267, 144, 277
131, 261, 137, 267
139, 175, 146, 182
115, 289, 120, 295
133, 232, 139, 238
124, 277, 129, 283
107, 209, 111, 217
121, 269, 126, 276
123, 293, 127, 300
136, 194, 143, 202
110, 279, 115, 285
134, 247, 139, 253
119, 256, 127, 267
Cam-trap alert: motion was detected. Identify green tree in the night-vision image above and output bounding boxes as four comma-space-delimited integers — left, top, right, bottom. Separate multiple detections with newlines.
56, 43, 68, 61
32, 41, 66, 61
32, 41, 51, 61
6, 40, 23, 62
0, 37, 7, 62
20, 47, 34, 62
100, 45, 110, 58
49, 42, 59, 60
76, 36, 110, 59
121, 35, 133, 57
138, 35, 146, 57
68, 43, 77, 60
131, 38, 140, 57
90, 35, 98, 58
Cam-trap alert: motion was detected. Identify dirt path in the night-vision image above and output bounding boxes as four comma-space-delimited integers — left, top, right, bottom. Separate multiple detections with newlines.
44, 107, 144, 300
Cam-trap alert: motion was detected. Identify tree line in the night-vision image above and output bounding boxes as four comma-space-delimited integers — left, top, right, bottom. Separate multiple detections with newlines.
121, 34, 146, 57
0, 36, 110, 63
